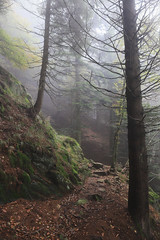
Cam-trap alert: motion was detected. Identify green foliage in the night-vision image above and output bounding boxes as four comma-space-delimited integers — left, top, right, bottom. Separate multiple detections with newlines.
0, 28, 30, 68
9, 151, 34, 175
0, 102, 5, 113
149, 187, 160, 211
21, 172, 31, 185
3, 86, 12, 96
59, 234, 68, 240
0, 139, 8, 150
45, 121, 57, 144
0, 172, 24, 202
31, 182, 50, 197
118, 173, 129, 183
77, 198, 88, 205
0, 169, 7, 183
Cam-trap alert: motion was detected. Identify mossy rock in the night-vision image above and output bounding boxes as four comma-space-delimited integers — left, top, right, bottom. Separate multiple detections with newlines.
30, 182, 51, 197
9, 151, 34, 175
69, 173, 81, 185
19, 171, 31, 185
77, 199, 88, 205
0, 169, 7, 183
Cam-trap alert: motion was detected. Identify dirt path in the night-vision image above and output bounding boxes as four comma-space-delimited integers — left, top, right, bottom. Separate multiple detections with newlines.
0, 165, 159, 240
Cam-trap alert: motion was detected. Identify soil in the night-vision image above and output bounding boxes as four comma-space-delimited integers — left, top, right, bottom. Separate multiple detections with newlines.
0, 166, 160, 240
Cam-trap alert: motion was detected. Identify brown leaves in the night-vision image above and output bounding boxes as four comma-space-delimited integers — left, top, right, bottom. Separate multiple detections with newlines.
0, 171, 160, 240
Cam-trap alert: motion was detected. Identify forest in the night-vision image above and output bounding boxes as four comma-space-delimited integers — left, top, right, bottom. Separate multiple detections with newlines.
0, 0, 160, 239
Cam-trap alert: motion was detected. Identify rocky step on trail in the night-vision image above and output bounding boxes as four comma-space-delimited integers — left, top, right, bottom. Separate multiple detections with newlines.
0, 162, 160, 240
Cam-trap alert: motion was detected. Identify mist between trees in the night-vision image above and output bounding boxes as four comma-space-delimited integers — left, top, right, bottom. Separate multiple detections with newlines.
1, 0, 160, 239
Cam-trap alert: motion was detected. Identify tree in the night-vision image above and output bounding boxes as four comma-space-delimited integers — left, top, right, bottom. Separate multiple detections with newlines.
0, 0, 11, 12
47, 0, 91, 142
31, 0, 51, 117
123, 0, 150, 237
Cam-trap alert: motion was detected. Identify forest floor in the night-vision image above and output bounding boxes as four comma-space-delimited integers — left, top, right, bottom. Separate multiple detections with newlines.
0, 164, 160, 240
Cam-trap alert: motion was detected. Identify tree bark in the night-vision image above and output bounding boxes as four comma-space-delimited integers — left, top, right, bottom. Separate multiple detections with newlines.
71, 54, 82, 143
123, 0, 150, 238
32, 0, 51, 117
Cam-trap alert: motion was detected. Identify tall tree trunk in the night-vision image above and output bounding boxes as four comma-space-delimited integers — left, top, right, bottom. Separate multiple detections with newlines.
72, 55, 81, 143
31, 0, 51, 117
123, 0, 150, 238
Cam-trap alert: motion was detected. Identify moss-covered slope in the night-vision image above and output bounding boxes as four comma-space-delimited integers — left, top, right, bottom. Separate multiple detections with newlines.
0, 66, 90, 202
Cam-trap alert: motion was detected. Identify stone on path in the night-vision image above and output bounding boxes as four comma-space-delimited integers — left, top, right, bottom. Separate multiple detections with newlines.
88, 193, 103, 201
93, 171, 107, 176
98, 187, 106, 193
92, 162, 104, 169
97, 179, 105, 184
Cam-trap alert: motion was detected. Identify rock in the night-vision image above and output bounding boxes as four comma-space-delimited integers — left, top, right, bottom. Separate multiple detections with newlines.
97, 179, 105, 184
47, 170, 59, 184
109, 171, 118, 176
93, 171, 106, 176
104, 179, 111, 185
115, 176, 120, 181
98, 187, 106, 193
92, 174, 99, 178
92, 162, 104, 169
88, 193, 103, 201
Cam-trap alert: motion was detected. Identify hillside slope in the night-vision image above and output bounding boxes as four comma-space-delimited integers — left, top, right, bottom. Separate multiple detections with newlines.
0, 66, 89, 202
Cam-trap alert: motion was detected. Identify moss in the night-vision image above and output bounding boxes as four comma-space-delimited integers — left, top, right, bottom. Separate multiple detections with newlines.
62, 153, 70, 162
0, 169, 7, 183
0, 181, 19, 203
3, 86, 12, 96
31, 182, 50, 197
0, 67, 91, 201
57, 160, 69, 179
10, 151, 34, 175
0, 139, 8, 151
21, 171, 31, 185
77, 199, 88, 205
72, 168, 78, 176
45, 122, 57, 140
9, 153, 17, 168
149, 187, 160, 210
118, 173, 129, 183
0, 103, 5, 113
20, 184, 30, 198
0, 184, 6, 202
69, 173, 80, 185
63, 136, 79, 147
25, 96, 30, 105
54, 135, 89, 187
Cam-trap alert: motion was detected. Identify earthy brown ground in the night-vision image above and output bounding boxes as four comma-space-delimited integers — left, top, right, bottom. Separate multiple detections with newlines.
0, 165, 160, 240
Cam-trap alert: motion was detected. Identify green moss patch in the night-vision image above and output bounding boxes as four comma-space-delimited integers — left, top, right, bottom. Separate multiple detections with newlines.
9, 151, 34, 175
77, 198, 88, 205
0, 67, 90, 202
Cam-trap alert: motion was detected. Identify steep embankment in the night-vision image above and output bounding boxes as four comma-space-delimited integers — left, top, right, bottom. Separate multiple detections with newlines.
0, 66, 89, 202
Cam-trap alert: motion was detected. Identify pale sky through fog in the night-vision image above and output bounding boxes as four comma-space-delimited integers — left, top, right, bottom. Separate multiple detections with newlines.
12, 0, 43, 30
